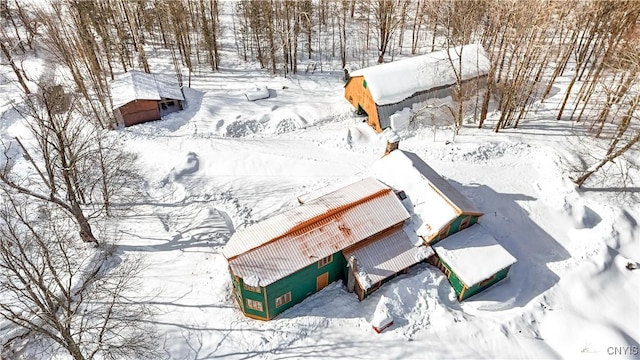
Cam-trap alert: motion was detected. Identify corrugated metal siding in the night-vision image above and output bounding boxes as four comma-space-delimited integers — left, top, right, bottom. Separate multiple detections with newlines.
377, 85, 453, 129
223, 177, 396, 259
344, 229, 433, 289
228, 188, 410, 286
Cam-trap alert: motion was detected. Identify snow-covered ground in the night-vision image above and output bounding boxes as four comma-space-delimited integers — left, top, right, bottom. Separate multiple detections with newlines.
2, 8, 639, 360
74, 61, 636, 359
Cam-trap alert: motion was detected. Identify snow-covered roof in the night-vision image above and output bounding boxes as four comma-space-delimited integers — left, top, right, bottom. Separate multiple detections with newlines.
350, 44, 490, 105
344, 228, 434, 290
110, 70, 184, 109
371, 150, 482, 240
224, 177, 410, 286
432, 224, 516, 286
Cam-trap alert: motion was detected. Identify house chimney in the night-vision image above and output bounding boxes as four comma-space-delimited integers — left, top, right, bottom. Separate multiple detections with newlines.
382, 128, 400, 156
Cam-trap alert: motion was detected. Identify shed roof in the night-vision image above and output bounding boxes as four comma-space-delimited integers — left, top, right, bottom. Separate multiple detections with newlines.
432, 224, 516, 286
350, 44, 490, 106
110, 70, 184, 109
371, 150, 483, 240
344, 227, 434, 290
224, 177, 410, 286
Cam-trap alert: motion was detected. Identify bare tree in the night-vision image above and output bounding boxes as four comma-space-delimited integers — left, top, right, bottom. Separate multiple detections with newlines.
0, 86, 139, 243
0, 197, 159, 360
572, 39, 640, 187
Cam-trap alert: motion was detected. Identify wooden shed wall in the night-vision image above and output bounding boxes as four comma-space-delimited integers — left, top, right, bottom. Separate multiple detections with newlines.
116, 100, 161, 127
344, 76, 381, 132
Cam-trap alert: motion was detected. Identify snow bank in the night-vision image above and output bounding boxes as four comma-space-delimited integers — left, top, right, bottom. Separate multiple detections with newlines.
245, 85, 269, 101
371, 296, 394, 333
390, 107, 412, 131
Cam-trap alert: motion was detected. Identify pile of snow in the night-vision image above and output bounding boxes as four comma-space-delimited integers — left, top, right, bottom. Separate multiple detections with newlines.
245, 85, 270, 101
390, 107, 412, 131
371, 296, 394, 333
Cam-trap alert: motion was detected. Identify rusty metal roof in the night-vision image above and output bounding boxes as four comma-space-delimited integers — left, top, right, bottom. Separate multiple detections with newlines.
224, 177, 410, 286
344, 228, 434, 290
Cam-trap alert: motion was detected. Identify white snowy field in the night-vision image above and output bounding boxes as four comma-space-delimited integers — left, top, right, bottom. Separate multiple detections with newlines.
65, 60, 637, 359
0, 14, 639, 360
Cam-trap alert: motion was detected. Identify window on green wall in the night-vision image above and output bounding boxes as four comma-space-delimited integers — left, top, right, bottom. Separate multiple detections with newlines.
275, 292, 292, 308
437, 225, 451, 241
318, 254, 333, 268
363, 79, 367, 88
246, 299, 263, 312
243, 282, 261, 293
477, 274, 496, 288
460, 216, 471, 230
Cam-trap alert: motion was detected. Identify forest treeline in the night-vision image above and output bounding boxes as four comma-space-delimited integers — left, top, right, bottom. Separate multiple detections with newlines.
0, 2, 638, 357
0, 0, 639, 180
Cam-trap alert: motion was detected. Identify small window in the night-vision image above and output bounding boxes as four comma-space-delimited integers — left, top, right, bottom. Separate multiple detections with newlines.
243, 283, 261, 293
246, 299, 263, 312
318, 254, 333, 268
167, 101, 175, 106
363, 79, 367, 89
438, 225, 450, 240
275, 292, 292, 308
460, 216, 471, 230
477, 274, 496, 288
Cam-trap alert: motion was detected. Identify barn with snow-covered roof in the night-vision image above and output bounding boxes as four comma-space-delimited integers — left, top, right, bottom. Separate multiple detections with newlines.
344, 44, 490, 132
222, 177, 433, 320
110, 70, 184, 127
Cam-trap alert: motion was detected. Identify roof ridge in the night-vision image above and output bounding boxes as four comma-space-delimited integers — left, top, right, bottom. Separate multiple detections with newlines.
225, 187, 393, 261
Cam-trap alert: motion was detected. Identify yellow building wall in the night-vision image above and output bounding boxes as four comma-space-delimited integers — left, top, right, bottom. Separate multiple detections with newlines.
344, 76, 381, 132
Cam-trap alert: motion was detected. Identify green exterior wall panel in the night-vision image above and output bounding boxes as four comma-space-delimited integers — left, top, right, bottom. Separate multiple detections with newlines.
439, 259, 467, 297
239, 278, 267, 319
265, 252, 347, 319
460, 266, 512, 301
431, 215, 480, 246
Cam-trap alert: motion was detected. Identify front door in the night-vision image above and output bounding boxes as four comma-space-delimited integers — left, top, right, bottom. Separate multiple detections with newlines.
316, 272, 329, 291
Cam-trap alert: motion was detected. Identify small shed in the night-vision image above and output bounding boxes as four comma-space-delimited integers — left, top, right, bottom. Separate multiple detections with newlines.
430, 224, 516, 301
110, 70, 184, 127
344, 44, 490, 132
371, 150, 484, 244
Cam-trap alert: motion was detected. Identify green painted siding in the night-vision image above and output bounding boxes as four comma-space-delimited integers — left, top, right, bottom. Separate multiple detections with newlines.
448, 215, 479, 235
265, 252, 347, 319
239, 278, 267, 319
431, 215, 480, 245
439, 259, 468, 297
461, 265, 511, 301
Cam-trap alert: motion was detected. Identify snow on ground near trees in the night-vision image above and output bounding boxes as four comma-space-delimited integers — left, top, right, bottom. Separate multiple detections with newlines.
91, 63, 639, 359
2, 49, 639, 360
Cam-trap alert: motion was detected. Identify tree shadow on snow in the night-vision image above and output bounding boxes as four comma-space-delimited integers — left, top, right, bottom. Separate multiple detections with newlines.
117, 207, 234, 253
451, 181, 571, 308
